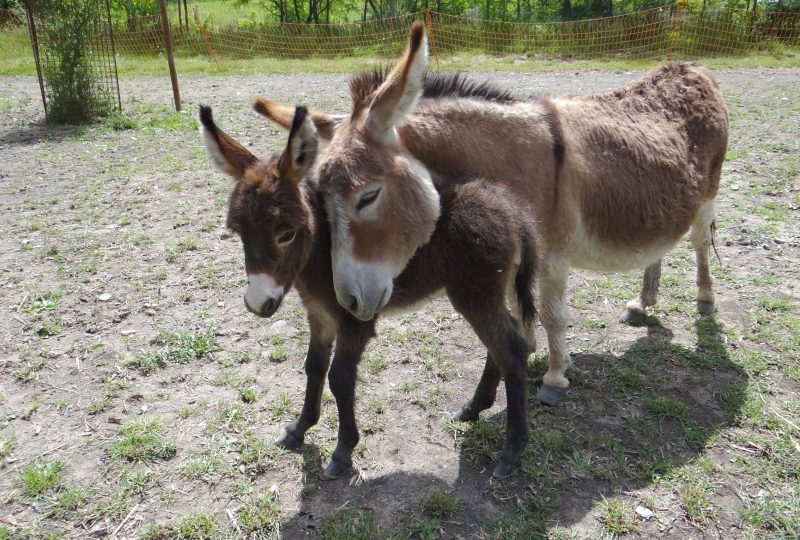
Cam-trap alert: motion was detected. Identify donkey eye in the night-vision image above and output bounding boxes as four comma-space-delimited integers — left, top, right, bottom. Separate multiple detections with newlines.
277, 229, 296, 246
356, 189, 381, 211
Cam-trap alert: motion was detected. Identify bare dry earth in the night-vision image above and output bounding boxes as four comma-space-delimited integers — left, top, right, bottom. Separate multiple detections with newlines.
0, 68, 798, 539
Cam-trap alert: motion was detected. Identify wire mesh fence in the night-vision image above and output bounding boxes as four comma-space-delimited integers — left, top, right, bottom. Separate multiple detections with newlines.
25, 0, 120, 123
4, 5, 799, 71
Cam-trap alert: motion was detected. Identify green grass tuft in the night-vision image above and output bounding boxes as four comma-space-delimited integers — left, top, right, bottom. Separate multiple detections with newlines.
107, 418, 177, 462
421, 489, 460, 519
15, 460, 64, 498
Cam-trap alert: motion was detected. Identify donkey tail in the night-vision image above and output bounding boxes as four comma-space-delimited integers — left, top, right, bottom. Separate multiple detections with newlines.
514, 238, 537, 351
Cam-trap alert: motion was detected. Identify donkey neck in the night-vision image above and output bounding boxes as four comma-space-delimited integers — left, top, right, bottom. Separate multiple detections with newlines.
398, 98, 556, 187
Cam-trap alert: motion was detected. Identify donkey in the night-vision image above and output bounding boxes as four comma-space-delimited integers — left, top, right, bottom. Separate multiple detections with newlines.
200, 105, 541, 478
253, 23, 729, 406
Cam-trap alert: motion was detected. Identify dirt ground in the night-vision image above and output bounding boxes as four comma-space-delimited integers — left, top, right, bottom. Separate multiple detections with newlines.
0, 68, 798, 539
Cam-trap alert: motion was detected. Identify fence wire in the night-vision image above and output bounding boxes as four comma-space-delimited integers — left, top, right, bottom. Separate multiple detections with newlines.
5, 5, 799, 69
98, 5, 800, 64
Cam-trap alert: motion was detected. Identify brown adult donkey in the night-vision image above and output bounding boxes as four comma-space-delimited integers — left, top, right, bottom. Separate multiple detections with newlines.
254, 23, 729, 406
200, 105, 540, 478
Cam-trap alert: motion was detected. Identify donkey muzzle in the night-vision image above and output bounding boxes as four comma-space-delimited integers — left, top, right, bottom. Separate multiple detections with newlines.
244, 273, 284, 318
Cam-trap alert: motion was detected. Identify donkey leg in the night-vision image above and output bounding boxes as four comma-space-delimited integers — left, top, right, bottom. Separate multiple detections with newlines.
537, 259, 571, 406
324, 319, 374, 480
276, 313, 336, 449
452, 352, 501, 422
620, 260, 662, 326
691, 200, 716, 316
450, 290, 529, 478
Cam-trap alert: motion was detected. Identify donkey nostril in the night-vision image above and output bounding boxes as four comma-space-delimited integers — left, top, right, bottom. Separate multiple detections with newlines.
348, 296, 359, 313
261, 298, 277, 316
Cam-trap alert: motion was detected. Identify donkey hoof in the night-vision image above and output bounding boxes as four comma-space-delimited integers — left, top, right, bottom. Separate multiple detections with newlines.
697, 300, 715, 316
323, 458, 352, 480
619, 308, 647, 326
452, 407, 479, 422
536, 384, 567, 407
276, 428, 303, 449
492, 459, 520, 479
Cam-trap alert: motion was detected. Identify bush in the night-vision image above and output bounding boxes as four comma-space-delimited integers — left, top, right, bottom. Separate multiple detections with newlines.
30, 0, 116, 123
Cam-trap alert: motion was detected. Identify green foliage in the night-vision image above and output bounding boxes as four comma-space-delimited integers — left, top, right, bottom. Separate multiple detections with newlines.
31, 0, 116, 123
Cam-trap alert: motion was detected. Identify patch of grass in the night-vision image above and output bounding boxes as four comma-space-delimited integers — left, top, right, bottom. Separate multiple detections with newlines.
269, 346, 288, 362
421, 489, 459, 519
269, 392, 292, 421
597, 498, 641, 534
45, 484, 89, 518
104, 112, 138, 131
643, 395, 691, 423
678, 478, 717, 526
87, 397, 111, 415
0, 436, 17, 466
166, 237, 199, 263
739, 488, 800, 537
15, 460, 64, 498
21, 290, 63, 317
107, 418, 177, 462
238, 430, 285, 473
367, 354, 389, 375
236, 492, 281, 536
127, 328, 219, 374
321, 508, 397, 540
444, 419, 504, 465
143, 110, 198, 132
239, 387, 257, 404
141, 512, 218, 540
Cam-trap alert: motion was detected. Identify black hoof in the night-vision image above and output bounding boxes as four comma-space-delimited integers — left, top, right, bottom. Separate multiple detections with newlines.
536, 384, 567, 407
619, 307, 647, 326
492, 459, 519, 479
697, 300, 715, 316
276, 428, 303, 449
323, 457, 352, 480
452, 407, 479, 422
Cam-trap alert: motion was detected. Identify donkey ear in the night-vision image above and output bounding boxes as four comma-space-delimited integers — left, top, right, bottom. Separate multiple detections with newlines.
364, 22, 427, 143
199, 105, 258, 180
252, 97, 344, 142
280, 106, 319, 183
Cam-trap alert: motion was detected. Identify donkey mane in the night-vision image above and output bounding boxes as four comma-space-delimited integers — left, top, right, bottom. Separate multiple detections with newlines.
349, 68, 517, 110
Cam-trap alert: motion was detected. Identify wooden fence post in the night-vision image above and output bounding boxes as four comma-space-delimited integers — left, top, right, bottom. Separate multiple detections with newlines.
159, 0, 181, 111
25, 4, 48, 122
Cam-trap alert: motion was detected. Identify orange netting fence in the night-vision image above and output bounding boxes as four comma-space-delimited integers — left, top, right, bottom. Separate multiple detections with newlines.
4, 5, 800, 65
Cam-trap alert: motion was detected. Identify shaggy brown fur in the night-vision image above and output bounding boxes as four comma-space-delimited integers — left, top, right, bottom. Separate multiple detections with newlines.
200, 105, 540, 479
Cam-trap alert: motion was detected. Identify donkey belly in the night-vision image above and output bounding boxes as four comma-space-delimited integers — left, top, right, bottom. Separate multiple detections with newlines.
568, 221, 682, 273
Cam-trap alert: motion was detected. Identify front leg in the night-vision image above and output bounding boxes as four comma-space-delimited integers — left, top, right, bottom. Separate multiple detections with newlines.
324, 317, 375, 479
276, 311, 336, 449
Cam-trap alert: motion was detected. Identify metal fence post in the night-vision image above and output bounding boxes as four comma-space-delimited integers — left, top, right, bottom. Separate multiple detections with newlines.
25, 3, 48, 122
159, 0, 181, 111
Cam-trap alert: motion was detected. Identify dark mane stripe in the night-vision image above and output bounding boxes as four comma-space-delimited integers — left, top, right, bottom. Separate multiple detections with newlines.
349, 69, 517, 109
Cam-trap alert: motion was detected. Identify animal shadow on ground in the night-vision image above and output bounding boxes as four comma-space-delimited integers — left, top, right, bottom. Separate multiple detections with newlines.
280, 316, 746, 538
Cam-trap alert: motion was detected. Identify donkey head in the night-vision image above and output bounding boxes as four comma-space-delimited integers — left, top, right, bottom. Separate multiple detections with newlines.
200, 105, 318, 318
311, 23, 440, 321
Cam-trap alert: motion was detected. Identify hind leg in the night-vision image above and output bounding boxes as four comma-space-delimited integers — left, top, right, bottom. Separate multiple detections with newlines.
452, 353, 501, 422
620, 260, 662, 326
692, 200, 716, 316
536, 258, 571, 406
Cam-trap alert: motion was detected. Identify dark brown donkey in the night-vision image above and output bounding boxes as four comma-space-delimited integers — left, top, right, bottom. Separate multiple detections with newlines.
200, 105, 540, 478
254, 23, 729, 407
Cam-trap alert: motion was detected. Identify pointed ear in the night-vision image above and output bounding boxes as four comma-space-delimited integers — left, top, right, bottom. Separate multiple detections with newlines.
252, 97, 344, 142
279, 106, 319, 183
199, 105, 258, 180
364, 22, 427, 143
